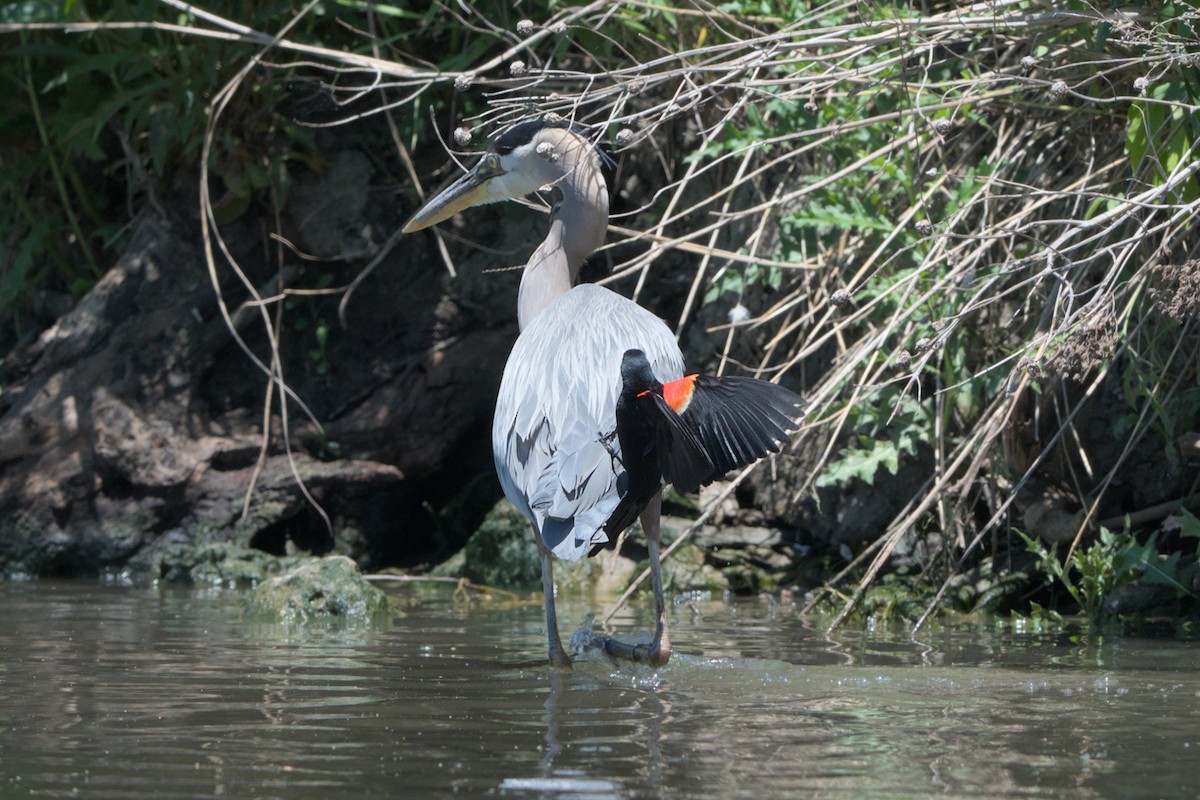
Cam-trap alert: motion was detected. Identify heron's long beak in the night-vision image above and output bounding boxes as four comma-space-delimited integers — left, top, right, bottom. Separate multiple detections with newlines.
401, 159, 497, 233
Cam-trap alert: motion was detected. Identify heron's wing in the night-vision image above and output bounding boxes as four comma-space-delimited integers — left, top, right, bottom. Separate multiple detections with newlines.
682, 376, 806, 484
529, 416, 619, 529
497, 399, 621, 561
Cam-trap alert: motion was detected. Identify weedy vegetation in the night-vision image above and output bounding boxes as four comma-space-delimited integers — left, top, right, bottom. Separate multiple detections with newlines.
1021, 509, 1200, 621
3, 0, 1198, 628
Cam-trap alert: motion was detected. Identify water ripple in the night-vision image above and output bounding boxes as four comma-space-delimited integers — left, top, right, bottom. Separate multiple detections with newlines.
2, 582, 1199, 799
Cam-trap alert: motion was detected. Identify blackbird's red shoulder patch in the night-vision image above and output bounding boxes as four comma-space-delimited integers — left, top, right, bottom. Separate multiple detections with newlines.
661, 374, 698, 413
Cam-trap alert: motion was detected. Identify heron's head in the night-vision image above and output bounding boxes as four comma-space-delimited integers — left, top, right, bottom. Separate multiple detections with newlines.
402, 120, 608, 233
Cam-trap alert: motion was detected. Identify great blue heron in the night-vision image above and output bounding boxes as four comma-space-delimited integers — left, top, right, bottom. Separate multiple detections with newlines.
403, 120, 803, 667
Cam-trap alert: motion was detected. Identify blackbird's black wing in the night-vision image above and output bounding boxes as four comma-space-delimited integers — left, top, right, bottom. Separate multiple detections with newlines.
643, 392, 714, 495
681, 376, 806, 485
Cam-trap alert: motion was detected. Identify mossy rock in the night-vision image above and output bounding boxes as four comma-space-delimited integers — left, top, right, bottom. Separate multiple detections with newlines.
721, 563, 777, 594
664, 542, 729, 593
433, 500, 541, 591
432, 500, 729, 597
157, 542, 308, 588
855, 569, 933, 621
244, 555, 390, 624
554, 547, 623, 595
433, 499, 653, 595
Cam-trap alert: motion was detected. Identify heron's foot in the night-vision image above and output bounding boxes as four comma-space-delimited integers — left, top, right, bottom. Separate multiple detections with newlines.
599, 634, 671, 667
548, 644, 573, 669
567, 615, 671, 667
547, 624, 574, 668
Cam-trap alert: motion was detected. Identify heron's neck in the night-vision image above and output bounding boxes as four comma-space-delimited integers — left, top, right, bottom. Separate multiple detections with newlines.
516, 161, 609, 331
517, 218, 572, 331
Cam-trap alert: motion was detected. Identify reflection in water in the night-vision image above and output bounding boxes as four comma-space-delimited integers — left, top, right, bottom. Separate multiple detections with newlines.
0, 580, 1198, 799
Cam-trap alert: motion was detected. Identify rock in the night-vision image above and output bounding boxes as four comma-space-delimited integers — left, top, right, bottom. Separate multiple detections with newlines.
687, 518, 795, 587
430, 501, 730, 597
693, 524, 782, 549
946, 553, 1041, 613
156, 541, 307, 588
697, 483, 740, 524
1101, 583, 1177, 615
721, 563, 776, 594
0, 175, 512, 577
1020, 483, 1083, 544
432, 500, 541, 591
287, 150, 376, 259
244, 555, 390, 624
562, 547, 640, 596
661, 541, 729, 593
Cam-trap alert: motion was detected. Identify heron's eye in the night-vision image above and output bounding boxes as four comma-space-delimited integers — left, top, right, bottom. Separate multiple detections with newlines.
485, 153, 501, 173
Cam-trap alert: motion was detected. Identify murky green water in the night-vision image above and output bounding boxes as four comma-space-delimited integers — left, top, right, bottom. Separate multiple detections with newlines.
1, 579, 1198, 799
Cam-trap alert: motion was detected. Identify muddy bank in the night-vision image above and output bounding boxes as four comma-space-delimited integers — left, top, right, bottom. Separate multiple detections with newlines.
0, 150, 515, 577
0, 142, 823, 583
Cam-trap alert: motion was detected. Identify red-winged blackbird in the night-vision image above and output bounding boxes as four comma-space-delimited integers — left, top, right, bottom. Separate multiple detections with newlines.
602, 348, 806, 541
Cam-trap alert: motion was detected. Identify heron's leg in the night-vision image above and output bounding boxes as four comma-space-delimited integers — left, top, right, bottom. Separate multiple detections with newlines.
537, 533, 572, 668
641, 490, 672, 667
598, 491, 672, 667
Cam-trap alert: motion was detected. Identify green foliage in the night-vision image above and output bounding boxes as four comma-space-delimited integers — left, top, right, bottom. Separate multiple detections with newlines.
2, 0, 294, 350
703, 260, 782, 304
816, 390, 926, 487
674, 6, 1196, 619
285, 272, 338, 376
690, 94, 817, 164
1022, 524, 1196, 621
1012, 601, 1066, 632
692, 12, 1014, 494
0, 0, 538, 356
785, 197, 897, 235
1177, 508, 1200, 542
1113, 277, 1200, 471
3, 0, 1198, 624
1126, 81, 1200, 204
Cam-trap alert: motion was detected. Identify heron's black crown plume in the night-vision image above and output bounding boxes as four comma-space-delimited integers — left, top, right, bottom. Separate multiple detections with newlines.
490, 118, 616, 170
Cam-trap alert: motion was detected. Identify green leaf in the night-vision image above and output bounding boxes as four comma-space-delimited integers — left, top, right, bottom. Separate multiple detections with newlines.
786, 199, 895, 233
0, 223, 44, 308
0, 1, 61, 24
815, 435, 901, 487
330, 0, 422, 19
1138, 550, 1190, 596
1176, 508, 1200, 542
1126, 81, 1200, 203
